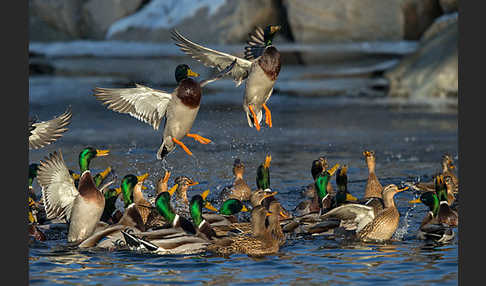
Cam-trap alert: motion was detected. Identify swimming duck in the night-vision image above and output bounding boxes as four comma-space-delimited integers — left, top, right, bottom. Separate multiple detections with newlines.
201, 190, 249, 227
319, 184, 409, 242
294, 164, 341, 217
302, 156, 335, 199
409, 191, 455, 242
70, 147, 112, 189
37, 151, 116, 243
358, 150, 386, 215
207, 205, 280, 257
219, 159, 252, 202
100, 187, 122, 224
413, 153, 459, 195
434, 175, 458, 227
172, 25, 282, 131
29, 106, 72, 150
116, 173, 152, 225
93, 62, 235, 159
171, 176, 200, 214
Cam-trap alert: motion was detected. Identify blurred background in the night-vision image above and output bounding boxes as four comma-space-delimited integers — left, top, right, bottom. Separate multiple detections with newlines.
29, 0, 458, 100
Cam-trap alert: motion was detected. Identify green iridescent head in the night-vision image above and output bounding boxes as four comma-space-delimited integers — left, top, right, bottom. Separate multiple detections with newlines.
256, 155, 271, 190
410, 191, 440, 216
155, 191, 176, 224
220, 199, 248, 215
29, 163, 39, 187
434, 175, 448, 202
175, 64, 199, 83
121, 174, 138, 207
78, 147, 109, 173
189, 195, 205, 227
315, 164, 340, 202
263, 25, 281, 46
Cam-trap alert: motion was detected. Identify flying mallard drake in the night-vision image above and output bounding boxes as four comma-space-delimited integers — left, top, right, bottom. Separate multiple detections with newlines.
218, 158, 252, 202
171, 25, 282, 131
409, 191, 455, 243
29, 107, 72, 150
37, 151, 116, 243
93, 62, 235, 159
319, 184, 409, 242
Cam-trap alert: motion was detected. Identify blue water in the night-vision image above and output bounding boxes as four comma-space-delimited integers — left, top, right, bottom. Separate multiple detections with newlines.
29, 75, 458, 285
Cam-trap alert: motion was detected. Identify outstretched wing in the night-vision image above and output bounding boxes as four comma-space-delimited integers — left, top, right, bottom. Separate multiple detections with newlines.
199, 59, 237, 88
29, 107, 72, 150
93, 84, 172, 130
171, 29, 252, 87
244, 26, 267, 60
320, 203, 375, 233
37, 151, 78, 222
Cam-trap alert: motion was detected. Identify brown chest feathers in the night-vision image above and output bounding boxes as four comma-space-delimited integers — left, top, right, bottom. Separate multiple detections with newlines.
176, 78, 202, 108
258, 46, 281, 81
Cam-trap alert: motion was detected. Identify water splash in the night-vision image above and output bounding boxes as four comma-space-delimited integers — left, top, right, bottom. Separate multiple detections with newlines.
393, 192, 419, 240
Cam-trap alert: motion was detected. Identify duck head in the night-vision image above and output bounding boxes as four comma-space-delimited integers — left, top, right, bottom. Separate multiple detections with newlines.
335, 165, 358, 204
381, 184, 409, 208
220, 198, 248, 215
409, 191, 440, 217
363, 150, 376, 172
311, 156, 329, 180
256, 155, 272, 190
315, 163, 339, 208
78, 147, 109, 173
233, 158, 245, 179
175, 64, 199, 83
263, 25, 281, 46
174, 176, 199, 204
29, 163, 39, 189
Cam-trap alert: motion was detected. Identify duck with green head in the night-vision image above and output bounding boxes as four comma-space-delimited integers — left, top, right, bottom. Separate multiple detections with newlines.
198, 189, 249, 227
434, 175, 458, 227
118, 173, 152, 226
37, 150, 116, 244
409, 191, 455, 242
172, 25, 282, 131
250, 155, 278, 208
70, 147, 111, 188
94, 61, 236, 159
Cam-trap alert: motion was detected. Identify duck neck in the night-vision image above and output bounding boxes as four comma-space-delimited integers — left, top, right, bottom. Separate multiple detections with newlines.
132, 183, 145, 204
366, 158, 376, 174
79, 153, 91, 173
176, 186, 189, 205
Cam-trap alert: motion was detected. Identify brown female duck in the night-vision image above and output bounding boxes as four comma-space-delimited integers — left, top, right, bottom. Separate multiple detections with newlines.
219, 159, 252, 202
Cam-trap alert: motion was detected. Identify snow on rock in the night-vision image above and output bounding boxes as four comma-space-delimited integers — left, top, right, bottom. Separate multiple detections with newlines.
107, 0, 226, 39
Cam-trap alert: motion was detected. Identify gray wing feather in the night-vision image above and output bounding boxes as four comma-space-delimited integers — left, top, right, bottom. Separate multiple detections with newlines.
320, 204, 375, 233
29, 107, 72, 150
244, 26, 267, 60
93, 84, 172, 130
37, 151, 78, 222
171, 29, 252, 87
199, 59, 237, 88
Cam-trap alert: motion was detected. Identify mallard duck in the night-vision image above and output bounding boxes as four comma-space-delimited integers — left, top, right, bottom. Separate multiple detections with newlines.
413, 154, 458, 194
69, 147, 111, 189
409, 191, 455, 242
172, 25, 282, 131
302, 156, 335, 199
207, 205, 280, 257
171, 175, 200, 214
294, 164, 341, 217
201, 190, 249, 227
357, 150, 386, 216
117, 173, 153, 225
319, 184, 409, 242
434, 175, 458, 227
219, 159, 252, 202
249, 155, 278, 207
37, 151, 116, 243
29, 106, 72, 150
93, 62, 235, 159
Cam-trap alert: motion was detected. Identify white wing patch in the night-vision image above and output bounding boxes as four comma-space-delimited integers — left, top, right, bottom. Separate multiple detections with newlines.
93, 84, 172, 130
37, 151, 78, 222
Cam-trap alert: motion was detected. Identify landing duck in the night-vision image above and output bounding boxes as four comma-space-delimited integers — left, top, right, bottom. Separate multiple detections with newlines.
29, 107, 72, 150
93, 62, 235, 159
172, 25, 282, 131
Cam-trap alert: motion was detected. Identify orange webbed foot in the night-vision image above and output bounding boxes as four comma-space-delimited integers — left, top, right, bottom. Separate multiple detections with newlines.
248, 105, 261, 131
186, 133, 212, 144
172, 138, 193, 156
263, 103, 272, 128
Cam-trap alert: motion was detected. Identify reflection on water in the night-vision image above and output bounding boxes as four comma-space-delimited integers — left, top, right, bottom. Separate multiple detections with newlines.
29, 76, 457, 285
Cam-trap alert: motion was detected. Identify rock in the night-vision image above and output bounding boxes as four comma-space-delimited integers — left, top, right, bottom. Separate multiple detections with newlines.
106, 0, 281, 44
439, 0, 458, 13
30, 0, 84, 38
80, 0, 143, 39
385, 16, 457, 98
283, 0, 442, 43
30, 0, 143, 40
401, 0, 443, 40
